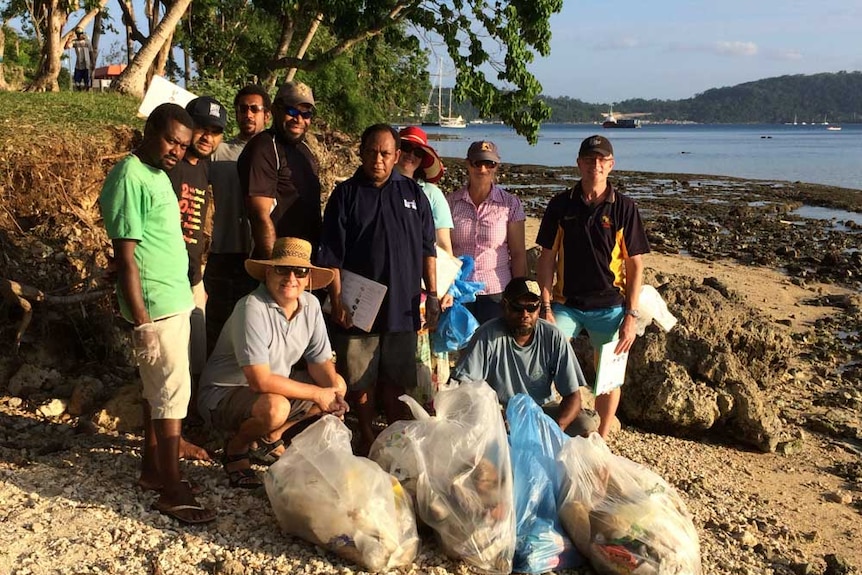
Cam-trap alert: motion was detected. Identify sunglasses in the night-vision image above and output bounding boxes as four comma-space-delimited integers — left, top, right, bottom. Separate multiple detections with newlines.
273, 265, 310, 278
471, 160, 498, 169
236, 104, 267, 114
400, 142, 426, 158
285, 106, 314, 120
506, 301, 541, 313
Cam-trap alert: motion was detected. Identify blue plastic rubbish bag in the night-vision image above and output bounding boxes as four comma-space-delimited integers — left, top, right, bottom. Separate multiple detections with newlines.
507, 394, 583, 573
432, 256, 485, 353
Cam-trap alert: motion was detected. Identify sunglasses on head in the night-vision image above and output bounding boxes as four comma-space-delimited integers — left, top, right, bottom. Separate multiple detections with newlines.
471, 160, 498, 169
236, 104, 267, 114
400, 142, 426, 158
273, 265, 310, 278
506, 300, 540, 313
285, 106, 314, 120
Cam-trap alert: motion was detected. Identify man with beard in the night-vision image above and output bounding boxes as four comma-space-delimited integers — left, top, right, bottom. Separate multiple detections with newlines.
99, 103, 216, 524
168, 96, 227, 396
205, 85, 272, 355
238, 81, 321, 259
450, 277, 589, 434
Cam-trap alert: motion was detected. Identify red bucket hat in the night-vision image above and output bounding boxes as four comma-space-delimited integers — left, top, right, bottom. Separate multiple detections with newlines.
399, 126, 445, 184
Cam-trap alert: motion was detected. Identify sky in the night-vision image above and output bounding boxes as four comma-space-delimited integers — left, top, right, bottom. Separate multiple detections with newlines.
525, 0, 862, 103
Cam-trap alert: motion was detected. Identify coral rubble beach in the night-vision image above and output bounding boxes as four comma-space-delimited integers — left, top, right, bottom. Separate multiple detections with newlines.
1, 142, 861, 574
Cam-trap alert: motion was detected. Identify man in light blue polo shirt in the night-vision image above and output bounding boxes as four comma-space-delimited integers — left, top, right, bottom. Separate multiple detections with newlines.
198, 237, 348, 488
450, 277, 590, 434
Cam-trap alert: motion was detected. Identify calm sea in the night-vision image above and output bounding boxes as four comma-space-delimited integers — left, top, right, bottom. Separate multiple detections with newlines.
422, 123, 862, 192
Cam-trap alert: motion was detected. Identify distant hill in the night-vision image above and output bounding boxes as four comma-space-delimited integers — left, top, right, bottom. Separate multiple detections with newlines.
448, 71, 862, 124
540, 71, 862, 124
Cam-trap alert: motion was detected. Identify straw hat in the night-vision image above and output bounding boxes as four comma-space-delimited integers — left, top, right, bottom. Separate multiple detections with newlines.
399, 126, 445, 184
245, 237, 334, 288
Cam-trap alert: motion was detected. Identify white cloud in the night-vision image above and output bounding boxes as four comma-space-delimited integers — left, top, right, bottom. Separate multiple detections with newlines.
765, 49, 803, 61
714, 41, 758, 57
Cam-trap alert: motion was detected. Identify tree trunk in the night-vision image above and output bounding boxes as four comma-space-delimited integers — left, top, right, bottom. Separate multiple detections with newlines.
91, 12, 103, 67
24, 1, 67, 92
112, 0, 192, 98
285, 13, 322, 83
263, 15, 295, 90
0, 22, 9, 91
152, 30, 174, 78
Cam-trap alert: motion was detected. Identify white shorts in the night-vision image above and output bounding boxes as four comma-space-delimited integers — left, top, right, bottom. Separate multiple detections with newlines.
139, 311, 192, 420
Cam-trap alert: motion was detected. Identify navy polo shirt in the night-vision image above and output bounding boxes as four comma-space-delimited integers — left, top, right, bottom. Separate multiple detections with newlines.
318, 168, 435, 333
536, 182, 650, 310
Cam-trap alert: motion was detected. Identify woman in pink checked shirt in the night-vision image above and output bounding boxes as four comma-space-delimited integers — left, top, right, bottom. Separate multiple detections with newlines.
447, 140, 527, 325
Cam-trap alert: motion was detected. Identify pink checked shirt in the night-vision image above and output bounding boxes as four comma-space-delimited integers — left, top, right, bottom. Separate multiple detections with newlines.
448, 183, 525, 295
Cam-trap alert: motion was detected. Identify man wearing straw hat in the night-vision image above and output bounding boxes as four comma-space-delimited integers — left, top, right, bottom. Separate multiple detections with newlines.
198, 237, 348, 488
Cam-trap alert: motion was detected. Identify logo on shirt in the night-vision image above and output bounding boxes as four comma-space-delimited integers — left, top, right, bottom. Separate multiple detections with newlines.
600, 215, 612, 229
403, 199, 417, 210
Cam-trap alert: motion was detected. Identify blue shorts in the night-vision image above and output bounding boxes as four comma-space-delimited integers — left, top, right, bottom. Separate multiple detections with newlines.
551, 304, 624, 348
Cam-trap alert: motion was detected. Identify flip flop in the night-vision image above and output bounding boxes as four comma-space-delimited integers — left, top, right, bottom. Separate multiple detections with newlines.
138, 479, 206, 496
151, 500, 216, 525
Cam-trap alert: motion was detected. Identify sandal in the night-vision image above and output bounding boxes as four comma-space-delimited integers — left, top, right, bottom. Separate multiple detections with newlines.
138, 478, 206, 496
151, 500, 217, 525
223, 447, 263, 489
282, 414, 323, 448
249, 437, 285, 465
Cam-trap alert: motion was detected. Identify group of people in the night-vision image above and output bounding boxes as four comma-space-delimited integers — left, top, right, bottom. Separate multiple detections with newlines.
98, 78, 649, 526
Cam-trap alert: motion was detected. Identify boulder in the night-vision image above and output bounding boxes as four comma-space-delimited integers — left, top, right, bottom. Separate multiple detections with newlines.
8, 363, 62, 397
621, 275, 793, 452
93, 383, 144, 432
68, 376, 105, 416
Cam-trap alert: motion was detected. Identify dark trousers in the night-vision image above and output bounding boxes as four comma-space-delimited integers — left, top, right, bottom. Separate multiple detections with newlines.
203, 253, 258, 357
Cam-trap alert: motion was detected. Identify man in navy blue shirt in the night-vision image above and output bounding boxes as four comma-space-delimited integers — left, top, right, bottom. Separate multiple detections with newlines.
318, 124, 440, 454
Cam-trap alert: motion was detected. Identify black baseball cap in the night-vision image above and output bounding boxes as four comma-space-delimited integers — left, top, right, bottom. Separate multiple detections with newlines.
578, 135, 614, 157
185, 96, 227, 131
502, 277, 541, 303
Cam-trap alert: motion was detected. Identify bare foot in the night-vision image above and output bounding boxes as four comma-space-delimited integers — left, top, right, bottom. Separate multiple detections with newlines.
179, 437, 212, 461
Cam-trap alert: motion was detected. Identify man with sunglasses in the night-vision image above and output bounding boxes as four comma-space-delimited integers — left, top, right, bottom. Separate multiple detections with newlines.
450, 277, 589, 434
198, 237, 348, 488
536, 135, 650, 439
238, 81, 322, 260
206, 85, 273, 357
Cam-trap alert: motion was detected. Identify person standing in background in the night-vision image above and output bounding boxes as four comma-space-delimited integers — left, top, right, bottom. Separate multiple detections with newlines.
448, 140, 527, 325
66, 27, 93, 91
205, 85, 272, 356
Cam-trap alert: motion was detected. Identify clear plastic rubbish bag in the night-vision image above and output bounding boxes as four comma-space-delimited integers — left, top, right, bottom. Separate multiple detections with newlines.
635, 285, 678, 336
557, 433, 702, 575
264, 415, 419, 572
370, 381, 516, 574
507, 394, 583, 573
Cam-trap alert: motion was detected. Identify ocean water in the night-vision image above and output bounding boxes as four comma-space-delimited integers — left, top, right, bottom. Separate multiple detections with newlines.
421, 123, 862, 192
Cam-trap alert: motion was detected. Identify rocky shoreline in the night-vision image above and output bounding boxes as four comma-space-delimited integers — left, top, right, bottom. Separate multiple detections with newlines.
2, 150, 862, 574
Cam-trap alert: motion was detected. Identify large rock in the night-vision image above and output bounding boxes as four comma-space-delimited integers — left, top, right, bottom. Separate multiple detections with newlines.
67, 376, 105, 416
621, 275, 792, 452
7, 363, 62, 397
93, 383, 144, 432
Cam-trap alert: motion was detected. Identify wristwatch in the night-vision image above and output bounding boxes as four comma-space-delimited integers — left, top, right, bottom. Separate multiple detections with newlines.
624, 309, 641, 319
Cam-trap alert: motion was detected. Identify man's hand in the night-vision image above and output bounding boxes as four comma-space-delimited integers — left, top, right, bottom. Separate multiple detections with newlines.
440, 292, 454, 311
614, 315, 637, 354
425, 294, 441, 331
132, 323, 160, 366
330, 297, 353, 329
313, 388, 350, 416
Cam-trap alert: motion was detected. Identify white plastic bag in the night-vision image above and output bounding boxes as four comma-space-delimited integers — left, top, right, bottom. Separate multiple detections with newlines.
264, 415, 419, 572
635, 285, 678, 335
370, 380, 516, 574
557, 433, 702, 575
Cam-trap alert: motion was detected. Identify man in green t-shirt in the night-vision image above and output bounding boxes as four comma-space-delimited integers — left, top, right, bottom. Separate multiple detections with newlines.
99, 103, 216, 525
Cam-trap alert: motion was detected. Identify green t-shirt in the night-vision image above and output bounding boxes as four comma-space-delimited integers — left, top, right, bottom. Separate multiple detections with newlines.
99, 154, 193, 322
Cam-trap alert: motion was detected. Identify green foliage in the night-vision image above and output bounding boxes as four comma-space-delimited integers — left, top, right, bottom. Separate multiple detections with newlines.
186, 76, 243, 134
2, 24, 41, 84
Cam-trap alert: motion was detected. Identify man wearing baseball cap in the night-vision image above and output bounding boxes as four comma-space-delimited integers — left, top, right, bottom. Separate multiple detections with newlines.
166, 95, 228, 450
238, 81, 322, 260
535, 135, 651, 439
450, 277, 591, 434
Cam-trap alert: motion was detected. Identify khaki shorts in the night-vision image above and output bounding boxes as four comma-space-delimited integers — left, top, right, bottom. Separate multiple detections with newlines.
139, 311, 192, 420
209, 370, 315, 432
331, 331, 418, 391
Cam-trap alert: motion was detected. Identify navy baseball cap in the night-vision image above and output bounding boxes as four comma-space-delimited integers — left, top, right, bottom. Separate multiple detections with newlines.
186, 96, 227, 131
